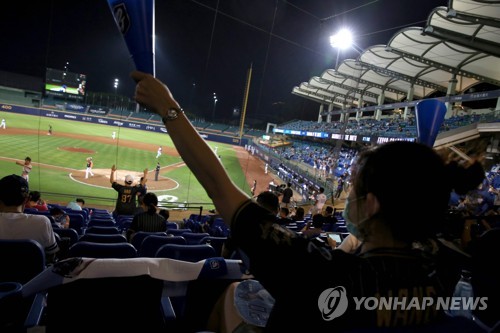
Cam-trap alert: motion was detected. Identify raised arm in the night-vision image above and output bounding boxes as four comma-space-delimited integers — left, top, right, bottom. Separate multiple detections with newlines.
141, 168, 148, 185
131, 71, 248, 224
110, 165, 116, 184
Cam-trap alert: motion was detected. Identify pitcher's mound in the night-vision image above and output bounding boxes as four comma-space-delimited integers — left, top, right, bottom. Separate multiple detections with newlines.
71, 168, 177, 190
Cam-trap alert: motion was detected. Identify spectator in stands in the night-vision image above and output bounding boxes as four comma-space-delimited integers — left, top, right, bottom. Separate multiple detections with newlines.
312, 186, 327, 214
0, 174, 59, 263
322, 205, 338, 231
110, 165, 147, 218
158, 208, 170, 221
291, 206, 305, 222
300, 213, 324, 239
26, 190, 48, 211
50, 207, 70, 229
335, 176, 345, 199
280, 182, 293, 208
276, 207, 293, 226
135, 176, 148, 214
126, 192, 166, 242
132, 71, 486, 332
255, 191, 279, 216
222, 190, 279, 259
66, 198, 85, 211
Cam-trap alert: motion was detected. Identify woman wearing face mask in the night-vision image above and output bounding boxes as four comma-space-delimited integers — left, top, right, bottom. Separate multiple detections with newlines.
131, 71, 486, 333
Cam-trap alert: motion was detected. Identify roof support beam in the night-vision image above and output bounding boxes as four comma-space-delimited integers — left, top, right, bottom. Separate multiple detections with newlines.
424, 25, 500, 59
315, 77, 380, 100
357, 60, 447, 92
447, 9, 500, 29
385, 46, 500, 87
333, 68, 407, 96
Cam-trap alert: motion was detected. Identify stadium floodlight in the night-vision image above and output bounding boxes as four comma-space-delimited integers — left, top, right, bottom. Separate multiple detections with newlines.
330, 28, 353, 50
212, 93, 218, 121
330, 28, 354, 68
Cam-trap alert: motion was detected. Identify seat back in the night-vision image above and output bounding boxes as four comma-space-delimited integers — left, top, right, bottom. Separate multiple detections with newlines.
68, 241, 137, 258
85, 226, 121, 235
130, 231, 168, 250
0, 239, 46, 330
181, 232, 210, 245
87, 219, 116, 227
198, 236, 227, 257
67, 213, 86, 235
79, 233, 128, 244
45, 275, 166, 332
165, 222, 179, 230
166, 228, 192, 236
117, 217, 134, 232
53, 228, 80, 261
155, 244, 217, 262
53, 228, 79, 246
0, 239, 46, 283
138, 235, 187, 257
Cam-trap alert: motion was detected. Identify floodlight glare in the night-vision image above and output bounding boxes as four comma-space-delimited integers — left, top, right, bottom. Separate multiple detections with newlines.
330, 28, 353, 50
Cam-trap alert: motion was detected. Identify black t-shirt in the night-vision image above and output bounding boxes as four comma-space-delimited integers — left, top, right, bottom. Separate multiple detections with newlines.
112, 183, 142, 215
231, 200, 467, 332
281, 188, 293, 203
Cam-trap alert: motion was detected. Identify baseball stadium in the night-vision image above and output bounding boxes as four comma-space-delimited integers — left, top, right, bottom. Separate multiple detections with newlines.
1, 0, 500, 332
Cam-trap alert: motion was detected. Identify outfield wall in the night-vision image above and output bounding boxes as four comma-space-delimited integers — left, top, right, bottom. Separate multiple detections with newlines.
0, 103, 249, 146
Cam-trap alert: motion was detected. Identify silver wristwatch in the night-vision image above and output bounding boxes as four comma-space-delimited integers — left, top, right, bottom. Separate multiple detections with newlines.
162, 107, 184, 122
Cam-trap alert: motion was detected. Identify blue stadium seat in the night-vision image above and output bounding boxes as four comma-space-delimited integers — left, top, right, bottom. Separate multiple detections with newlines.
44, 275, 168, 332
79, 233, 127, 244
67, 213, 86, 235
166, 228, 192, 237
68, 241, 137, 258
198, 236, 227, 257
181, 232, 210, 245
138, 235, 187, 257
0, 239, 46, 330
130, 231, 168, 251
85, 226, 121, 235
155, 244, 216, 262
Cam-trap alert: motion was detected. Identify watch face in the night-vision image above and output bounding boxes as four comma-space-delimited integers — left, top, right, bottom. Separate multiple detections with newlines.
168, 109, 177, 117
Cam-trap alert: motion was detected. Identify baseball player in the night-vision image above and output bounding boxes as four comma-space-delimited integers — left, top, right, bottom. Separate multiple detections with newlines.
85, 157, 94, 179
16, 157, 32, 182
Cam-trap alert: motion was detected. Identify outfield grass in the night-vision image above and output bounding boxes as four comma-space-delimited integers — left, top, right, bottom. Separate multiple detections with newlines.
0, 112, 251, 210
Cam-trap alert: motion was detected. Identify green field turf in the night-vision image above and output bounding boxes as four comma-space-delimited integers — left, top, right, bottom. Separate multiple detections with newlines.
0, 112, 251, 210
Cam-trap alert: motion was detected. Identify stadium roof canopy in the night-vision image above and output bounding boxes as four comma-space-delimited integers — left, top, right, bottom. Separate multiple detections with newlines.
292, 0, 500, 110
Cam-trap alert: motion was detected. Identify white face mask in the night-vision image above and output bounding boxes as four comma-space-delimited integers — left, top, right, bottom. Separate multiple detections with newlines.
342, 196, 367, 239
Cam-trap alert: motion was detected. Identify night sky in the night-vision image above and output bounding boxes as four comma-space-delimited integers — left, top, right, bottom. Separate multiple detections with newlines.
1, 0, 447, 127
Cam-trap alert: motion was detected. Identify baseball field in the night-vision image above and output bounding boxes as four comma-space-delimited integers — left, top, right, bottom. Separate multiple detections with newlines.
0, 111, 270, 212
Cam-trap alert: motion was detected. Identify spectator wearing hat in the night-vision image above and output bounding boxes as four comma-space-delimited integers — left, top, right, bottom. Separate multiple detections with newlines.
110, 164, 148, 218
0, 174, 59, 263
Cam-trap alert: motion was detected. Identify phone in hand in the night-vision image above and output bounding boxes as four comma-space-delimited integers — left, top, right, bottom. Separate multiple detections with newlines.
327, 232, 342, 244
